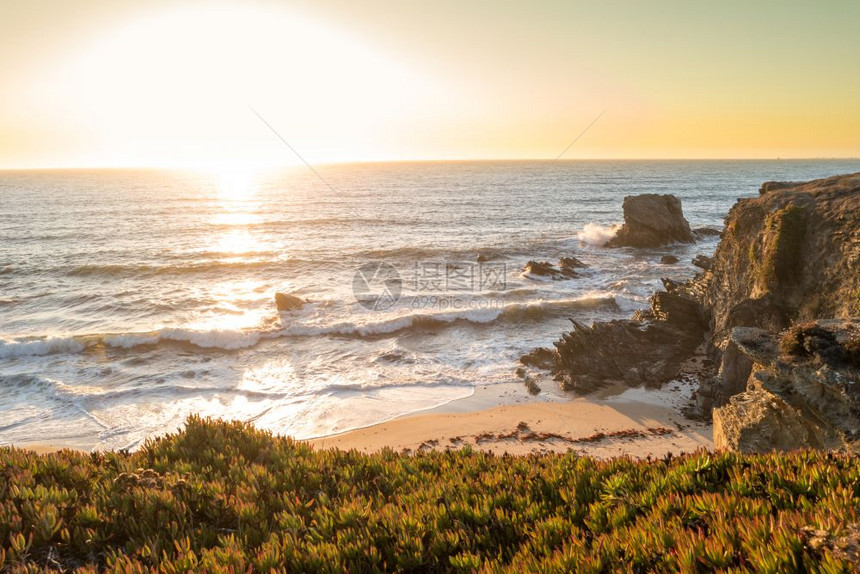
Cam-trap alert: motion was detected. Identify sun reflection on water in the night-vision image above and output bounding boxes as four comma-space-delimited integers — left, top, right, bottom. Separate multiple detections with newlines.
183, 278, 275, 333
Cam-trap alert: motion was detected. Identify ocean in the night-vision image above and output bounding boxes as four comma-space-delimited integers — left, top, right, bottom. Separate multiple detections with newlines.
1, 159, 857, 450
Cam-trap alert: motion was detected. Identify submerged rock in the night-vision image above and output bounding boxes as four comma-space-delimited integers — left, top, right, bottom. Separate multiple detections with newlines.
559, 256, 587, 270
274, 292, 305, 311
693, 226, 722, 239
522, 257, 585, 280
661, 255, 680, 264
607, 194, 695, 248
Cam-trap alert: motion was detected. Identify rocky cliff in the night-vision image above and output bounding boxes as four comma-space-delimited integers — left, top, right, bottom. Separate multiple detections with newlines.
712, 320, 859, 452
703, 173, 860, 352
699, 173, 860, 424
552, 173, 860, 453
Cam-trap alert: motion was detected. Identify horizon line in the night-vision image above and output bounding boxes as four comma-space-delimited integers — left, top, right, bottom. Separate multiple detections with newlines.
2, 156, 860, 172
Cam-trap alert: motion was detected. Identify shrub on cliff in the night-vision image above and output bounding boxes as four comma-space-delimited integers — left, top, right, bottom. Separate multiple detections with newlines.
1, 416, 858, 571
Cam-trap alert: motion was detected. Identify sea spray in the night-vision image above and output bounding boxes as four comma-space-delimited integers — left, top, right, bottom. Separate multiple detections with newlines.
577, 223, 621, 246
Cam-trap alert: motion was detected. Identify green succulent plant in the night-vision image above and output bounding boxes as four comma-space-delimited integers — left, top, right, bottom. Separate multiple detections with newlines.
0, 416, 857, 572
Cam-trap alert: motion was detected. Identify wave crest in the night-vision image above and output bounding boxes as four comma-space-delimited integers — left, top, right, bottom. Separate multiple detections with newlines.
0, 296, 618, 357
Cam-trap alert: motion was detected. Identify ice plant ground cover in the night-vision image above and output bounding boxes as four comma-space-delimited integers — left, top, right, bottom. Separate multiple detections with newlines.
1, 416, 858, 572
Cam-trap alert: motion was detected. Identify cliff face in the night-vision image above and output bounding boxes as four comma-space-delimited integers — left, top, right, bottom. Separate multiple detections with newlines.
701, 174, 860, 452
703, 173, 860, 352
697, 174, 860, 446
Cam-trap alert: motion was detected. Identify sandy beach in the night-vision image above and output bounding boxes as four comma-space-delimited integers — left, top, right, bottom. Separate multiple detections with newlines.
12, 377, 712, 458
307, 374, 713, 458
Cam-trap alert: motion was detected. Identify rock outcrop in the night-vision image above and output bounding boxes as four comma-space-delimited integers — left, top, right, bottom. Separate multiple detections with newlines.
552, 172, 860, 452
703, 174, 860, 452
607, 194, 695, 248
703, 173, 860, 351
553, 290, 707, 392
713, 320, 860, 453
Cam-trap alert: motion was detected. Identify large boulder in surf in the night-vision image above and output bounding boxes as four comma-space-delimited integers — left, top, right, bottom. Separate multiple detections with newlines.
607, 194, 695, 248
275, 292, 305, 311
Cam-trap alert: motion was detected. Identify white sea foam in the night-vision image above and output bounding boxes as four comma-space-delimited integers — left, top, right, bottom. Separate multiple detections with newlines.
577, 223, 621, 246
0, 336, 87, 358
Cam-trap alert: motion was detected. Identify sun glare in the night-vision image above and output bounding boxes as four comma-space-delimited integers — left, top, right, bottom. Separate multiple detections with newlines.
21, 5, 447, 168
214, 165, 259, 200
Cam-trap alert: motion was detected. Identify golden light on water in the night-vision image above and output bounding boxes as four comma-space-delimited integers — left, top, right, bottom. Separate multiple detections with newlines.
210, 164, 264, 229
210, 229, 264, 255
184, 278, 274, 334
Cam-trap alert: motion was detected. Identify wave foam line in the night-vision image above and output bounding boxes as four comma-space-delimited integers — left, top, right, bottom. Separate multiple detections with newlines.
0, 296, 619, 357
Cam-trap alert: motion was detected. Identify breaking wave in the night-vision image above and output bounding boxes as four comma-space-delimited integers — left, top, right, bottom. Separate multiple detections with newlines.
0, 296, 618, 357
577, 223, 621, 246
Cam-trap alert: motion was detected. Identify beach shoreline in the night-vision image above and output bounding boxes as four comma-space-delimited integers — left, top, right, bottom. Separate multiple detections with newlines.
10, 374, 713, 458
306, 373, 713, 458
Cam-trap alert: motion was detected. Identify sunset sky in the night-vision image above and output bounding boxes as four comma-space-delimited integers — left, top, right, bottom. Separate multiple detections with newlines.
1, 0, 859, 169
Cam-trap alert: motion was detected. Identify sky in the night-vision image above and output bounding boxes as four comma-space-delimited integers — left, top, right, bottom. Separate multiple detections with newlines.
1, 0, 859, 169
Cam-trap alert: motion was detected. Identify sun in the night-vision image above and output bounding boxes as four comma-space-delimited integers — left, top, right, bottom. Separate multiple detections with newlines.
213, 164, 260, 200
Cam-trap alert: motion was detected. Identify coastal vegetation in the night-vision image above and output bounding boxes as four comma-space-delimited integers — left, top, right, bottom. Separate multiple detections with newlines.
1, 416, 858, 571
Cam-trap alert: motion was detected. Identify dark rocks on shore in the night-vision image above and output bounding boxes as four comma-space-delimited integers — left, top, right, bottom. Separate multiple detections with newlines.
275, 292, 305, 311
692, 254, 712, 271
606, 194, 695, 248
553, 290, 707, 393
519, 347, 556, 370
661, 255, 680, 264
523, 257, 586, 280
